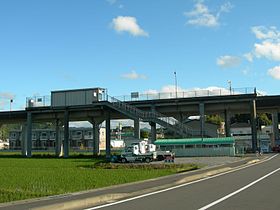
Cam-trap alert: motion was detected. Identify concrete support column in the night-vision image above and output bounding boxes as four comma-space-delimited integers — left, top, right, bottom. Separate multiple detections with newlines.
55, 119, 62, 157
224, 109, 231, 137
179, 112, 184, 123
199, 103, 205, 138
26, 112, 32, 158
63, 110, 69, 158
272, 111, 279, 145
92, 120, 100, 156
134, 118, 140, 139
21, 124, 26, 156
105, 113, 111, 160
0, 124, 2, 140
150, 122, 156, 144
250, 100, 257, 152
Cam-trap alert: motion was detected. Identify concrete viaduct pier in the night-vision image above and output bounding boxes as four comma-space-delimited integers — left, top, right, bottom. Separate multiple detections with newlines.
0, 87, 279, 158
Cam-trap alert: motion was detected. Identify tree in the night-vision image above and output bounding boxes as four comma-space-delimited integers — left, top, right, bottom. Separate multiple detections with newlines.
258, 113, 272, 126
140, 130, 149, 139
0, 124, 21, 141
206, 115, 223, 126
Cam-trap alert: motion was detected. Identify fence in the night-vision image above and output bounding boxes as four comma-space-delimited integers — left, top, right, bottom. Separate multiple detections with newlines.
25, 87, 258, 108
114, 87, 257, 102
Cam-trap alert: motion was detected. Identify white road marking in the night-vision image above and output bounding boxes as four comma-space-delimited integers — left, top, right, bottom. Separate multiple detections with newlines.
198, 166, 280, 210
84, 154, 278, 210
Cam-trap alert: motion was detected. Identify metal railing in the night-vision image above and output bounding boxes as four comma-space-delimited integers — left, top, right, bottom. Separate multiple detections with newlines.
114, 87, 257, 102
24, 87, 258, 108
107, 95, 203, 137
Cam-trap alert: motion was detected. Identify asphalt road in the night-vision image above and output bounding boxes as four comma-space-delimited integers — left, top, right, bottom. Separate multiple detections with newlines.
85, 154, 280, 210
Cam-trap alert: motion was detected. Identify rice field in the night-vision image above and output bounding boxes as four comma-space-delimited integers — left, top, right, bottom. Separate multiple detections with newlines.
0, 156, 197, 203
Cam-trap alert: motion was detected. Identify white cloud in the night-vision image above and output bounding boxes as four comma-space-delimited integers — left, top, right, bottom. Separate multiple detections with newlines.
143, 85, 235, 98
143, 89, 159, 94
161, 85, 186, 93
112, 16, 149, 37
184, 1, 233, 27
219, 2, 234, 13
243, 53, 254, 62
254, 41, 280, 61
268, 66, 280, 80
121, 70, 147, 80
216, 55, 241, 68
251, 26, 280, 41
0, 92, 15, 100
144, 86, 186, 95
250, 26, 280, 61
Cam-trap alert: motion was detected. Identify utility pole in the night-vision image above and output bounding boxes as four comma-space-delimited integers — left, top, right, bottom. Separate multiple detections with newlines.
228, 80, 232, 95
10, 99, 13, 111
174, 71, 178, 98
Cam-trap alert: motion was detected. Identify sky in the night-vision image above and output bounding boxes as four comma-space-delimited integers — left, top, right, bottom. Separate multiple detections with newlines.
0, 0, 280, 111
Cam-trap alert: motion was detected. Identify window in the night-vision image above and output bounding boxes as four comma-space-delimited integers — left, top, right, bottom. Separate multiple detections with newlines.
10, 133, 17, 139
50, 132, 56, 139
40, 132, 47, 140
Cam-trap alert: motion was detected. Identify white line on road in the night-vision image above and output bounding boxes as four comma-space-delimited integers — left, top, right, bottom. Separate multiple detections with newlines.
198, 166, 280, 210
84, 154, 278, 210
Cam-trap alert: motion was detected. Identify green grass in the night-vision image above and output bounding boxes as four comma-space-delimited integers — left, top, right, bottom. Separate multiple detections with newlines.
0, 157, 198, 203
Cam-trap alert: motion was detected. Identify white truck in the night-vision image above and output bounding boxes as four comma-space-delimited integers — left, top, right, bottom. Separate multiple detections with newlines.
119, 141, 174, 163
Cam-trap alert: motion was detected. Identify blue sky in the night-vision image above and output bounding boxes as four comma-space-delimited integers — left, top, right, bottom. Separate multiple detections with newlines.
0, 0, 280, 110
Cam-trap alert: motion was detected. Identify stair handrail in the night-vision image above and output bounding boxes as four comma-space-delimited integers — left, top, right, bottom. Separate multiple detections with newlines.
106, 95, 204, 136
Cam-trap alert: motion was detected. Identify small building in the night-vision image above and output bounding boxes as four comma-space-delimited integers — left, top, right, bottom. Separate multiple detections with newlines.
9, 127, 106, 151
230, 122, 273, 152
51, 88, 106, 107
154, 137, 235, 157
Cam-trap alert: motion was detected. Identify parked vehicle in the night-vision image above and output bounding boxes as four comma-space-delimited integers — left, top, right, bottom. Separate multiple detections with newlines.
119, 141, 174, 163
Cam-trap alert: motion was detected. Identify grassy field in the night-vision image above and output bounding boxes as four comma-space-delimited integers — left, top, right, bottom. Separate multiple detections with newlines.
0, 156, 198, 203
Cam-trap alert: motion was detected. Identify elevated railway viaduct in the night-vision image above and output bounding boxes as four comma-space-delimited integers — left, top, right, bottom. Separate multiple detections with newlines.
0, 93, 279, 159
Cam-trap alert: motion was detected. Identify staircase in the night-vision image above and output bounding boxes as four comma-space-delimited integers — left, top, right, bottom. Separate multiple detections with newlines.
105, 96, 207, 137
